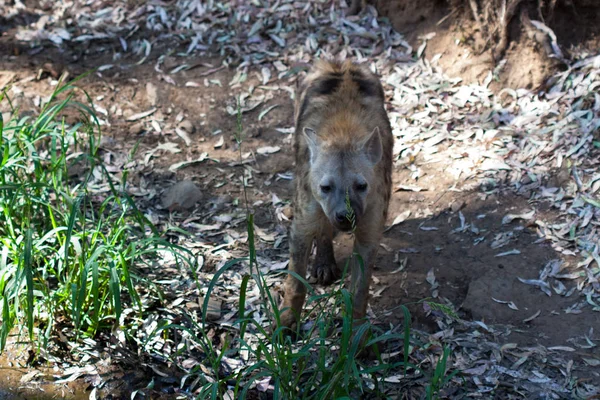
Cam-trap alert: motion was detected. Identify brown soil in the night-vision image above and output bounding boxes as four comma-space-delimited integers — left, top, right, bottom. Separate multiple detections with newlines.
375, 0, 600, 90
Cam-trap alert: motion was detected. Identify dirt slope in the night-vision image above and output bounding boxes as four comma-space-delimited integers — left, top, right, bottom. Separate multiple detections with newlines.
375, 0, 600, 90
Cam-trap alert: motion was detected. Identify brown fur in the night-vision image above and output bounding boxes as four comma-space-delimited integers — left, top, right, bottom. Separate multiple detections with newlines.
276, 59, 393, 340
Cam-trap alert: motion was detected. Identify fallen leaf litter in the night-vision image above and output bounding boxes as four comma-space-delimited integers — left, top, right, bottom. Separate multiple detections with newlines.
1, 0, 599, 397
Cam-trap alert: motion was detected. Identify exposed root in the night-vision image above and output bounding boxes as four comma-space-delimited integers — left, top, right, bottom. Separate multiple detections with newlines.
492, 0, 523, 61
452, 0, 564, 63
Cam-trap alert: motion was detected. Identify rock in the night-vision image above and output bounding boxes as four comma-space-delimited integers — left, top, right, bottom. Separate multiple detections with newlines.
281, 204, 293, 219
243, 126, 261, 138
128, 122, 145, 136
41, 62, 61, 79
197, 296, 222, 321
161, 180, 203, 212
450, 199, 466, 213
123, 109, 134, 119
146, 82, 158, 106
177, 119, 195, 134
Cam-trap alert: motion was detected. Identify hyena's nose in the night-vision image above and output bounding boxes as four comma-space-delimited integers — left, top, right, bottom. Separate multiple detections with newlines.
335, 211, 347, 224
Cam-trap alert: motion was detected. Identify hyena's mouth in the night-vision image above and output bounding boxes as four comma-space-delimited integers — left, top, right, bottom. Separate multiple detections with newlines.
334, 220, 354, 232
332, 212, 357, 232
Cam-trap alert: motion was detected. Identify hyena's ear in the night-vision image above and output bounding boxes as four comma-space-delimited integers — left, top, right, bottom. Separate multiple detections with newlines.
303, 127, 320, 164
360, 126, 383, 165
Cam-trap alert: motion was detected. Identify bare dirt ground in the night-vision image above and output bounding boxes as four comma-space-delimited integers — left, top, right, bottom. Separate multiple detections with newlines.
0, 0, 599, 399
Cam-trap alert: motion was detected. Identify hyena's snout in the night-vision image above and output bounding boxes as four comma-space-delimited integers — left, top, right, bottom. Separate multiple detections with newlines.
332, 205, 359, 232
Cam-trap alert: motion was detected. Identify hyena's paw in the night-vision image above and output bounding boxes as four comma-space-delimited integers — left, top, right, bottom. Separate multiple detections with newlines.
351, 322, 380, 360
271, 309, 299, 339
309, 261, 340, 285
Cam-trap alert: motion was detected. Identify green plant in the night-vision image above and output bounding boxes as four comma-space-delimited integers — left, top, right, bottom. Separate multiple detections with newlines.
426, 345, 459, 400
0, 75, 192, 354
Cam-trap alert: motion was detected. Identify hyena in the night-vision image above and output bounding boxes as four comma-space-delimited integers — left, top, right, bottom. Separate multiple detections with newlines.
276, 59, 393, 335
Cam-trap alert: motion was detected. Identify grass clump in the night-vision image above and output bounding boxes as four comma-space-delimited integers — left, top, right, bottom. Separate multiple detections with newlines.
0, 75, 189, 355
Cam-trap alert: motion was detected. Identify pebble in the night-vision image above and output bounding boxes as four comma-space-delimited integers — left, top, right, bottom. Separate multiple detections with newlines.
161, 180, 203, 212
128, 122, 145, 136
177, 119, 195, 134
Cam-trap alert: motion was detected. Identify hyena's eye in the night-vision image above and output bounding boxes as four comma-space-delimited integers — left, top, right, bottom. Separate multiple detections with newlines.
355, 183, 368, 192
320, 184, 332, 193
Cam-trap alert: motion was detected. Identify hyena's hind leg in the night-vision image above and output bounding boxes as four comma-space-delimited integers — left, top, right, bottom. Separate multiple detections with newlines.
310, 224, 340, 285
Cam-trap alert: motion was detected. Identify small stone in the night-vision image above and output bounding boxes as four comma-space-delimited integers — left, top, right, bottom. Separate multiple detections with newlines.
243, 126, 261, 138
162, 180, 203, 212
197, 296, 222, 321
123, 109, 134, 119
146, 82, 158, 106
282, 205, 293, 219
450, 199, 466, 213
128, 122, 145, 136
177, 119, 195, 134
44, 62, 62, 78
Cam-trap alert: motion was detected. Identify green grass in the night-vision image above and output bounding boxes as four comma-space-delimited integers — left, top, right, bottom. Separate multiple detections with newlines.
0, 77, 459, 399
0, 75, 192, 353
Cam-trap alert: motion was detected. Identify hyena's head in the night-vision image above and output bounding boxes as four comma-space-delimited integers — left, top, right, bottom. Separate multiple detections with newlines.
303, 125, 382, 232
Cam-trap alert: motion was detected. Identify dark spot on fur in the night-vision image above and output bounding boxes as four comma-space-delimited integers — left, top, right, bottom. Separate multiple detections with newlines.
349, 69, 366, 80
353, 77, 384, 98
310, 76, 342, 96
298, 75, 343, 120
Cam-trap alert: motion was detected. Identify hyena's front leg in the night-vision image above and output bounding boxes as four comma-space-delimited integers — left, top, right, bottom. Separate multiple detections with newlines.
348, 228, 381, 357
350, 222, 382, 325
310, 223, 339, 285
350, 240, 377, 324
277, 215, 318, 332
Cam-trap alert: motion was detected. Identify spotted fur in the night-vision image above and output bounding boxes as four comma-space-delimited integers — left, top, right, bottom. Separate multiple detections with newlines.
276, 59, 393, 345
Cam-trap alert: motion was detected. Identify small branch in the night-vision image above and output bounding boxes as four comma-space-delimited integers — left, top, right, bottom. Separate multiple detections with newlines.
468, 0, 482, 28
